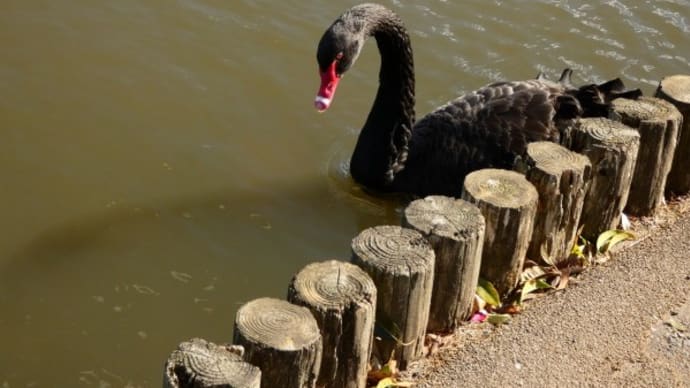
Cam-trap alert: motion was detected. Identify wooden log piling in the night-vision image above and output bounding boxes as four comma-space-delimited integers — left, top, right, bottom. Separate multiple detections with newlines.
655, 75, 690, 195
233, 297, 322, 388
350, 225, 434, 370
560, 118, 640, 240
287, 260, 376, 388
461, 169, 538, 297
163, 338, 261, 388
609, 96, 682, 216
402, 196, 485, 333
514, 142, 591, 265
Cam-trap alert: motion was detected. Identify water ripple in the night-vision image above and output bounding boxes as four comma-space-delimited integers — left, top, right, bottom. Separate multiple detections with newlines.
653, 6, 690, 32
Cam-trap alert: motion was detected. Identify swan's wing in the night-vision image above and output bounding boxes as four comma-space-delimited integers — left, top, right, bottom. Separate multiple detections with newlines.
395, 75, 639, 196
477, 83, 557, 152
418, 80, 577, 155
399, 80, 579, 195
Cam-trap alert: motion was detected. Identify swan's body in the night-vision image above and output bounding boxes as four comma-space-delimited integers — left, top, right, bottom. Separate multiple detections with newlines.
315, 3, 640, 197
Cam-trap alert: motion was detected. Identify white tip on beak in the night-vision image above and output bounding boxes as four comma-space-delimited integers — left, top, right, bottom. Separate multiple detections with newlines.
314, 95, 331, 112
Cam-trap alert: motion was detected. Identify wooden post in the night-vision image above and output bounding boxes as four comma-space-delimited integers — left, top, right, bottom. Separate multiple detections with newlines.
350, 225, 434, 370
402, 196, 485, 333
514, 142, 591, 265
163, 338, 261, 388
287, 260, 376, 388
461, 169, 538, 297
610, 96, 682, 216
655, 75, 690, 194
560, 118, 640, 240
233, 298, 322, 388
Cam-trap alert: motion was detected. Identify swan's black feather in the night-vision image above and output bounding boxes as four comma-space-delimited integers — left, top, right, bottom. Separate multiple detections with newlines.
396, 79, 569, 195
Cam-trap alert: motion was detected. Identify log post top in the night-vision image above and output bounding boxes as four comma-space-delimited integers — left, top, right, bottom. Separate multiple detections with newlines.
235, 298, 321, 351
403, 196, 485, 241
575, 118, 640, 144
523, 142, 591, 176
658, 75, 690, 106
163, 338, 261, 388
290, 260, 376, 309
463, 169, 538, 209
351, 226, 434, 274
610, 96, 682, 127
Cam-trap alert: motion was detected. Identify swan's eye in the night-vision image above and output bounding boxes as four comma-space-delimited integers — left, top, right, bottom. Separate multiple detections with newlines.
335, 52, 344, 61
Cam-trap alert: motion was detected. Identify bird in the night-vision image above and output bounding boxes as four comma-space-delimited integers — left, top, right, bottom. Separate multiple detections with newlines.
314, 3, 641, 197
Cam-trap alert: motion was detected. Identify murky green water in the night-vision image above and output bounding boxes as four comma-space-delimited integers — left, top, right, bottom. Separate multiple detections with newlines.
1, 0, 688, 385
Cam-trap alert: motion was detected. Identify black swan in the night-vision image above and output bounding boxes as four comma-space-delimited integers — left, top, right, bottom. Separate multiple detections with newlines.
314, 3, 641, 197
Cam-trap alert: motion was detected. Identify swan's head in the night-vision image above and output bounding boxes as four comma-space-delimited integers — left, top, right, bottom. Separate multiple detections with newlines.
315, 21, 364, 112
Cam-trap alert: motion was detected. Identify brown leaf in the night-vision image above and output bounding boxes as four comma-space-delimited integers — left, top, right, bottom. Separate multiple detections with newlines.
556, 272, 570, 290
499, 304, 522, 315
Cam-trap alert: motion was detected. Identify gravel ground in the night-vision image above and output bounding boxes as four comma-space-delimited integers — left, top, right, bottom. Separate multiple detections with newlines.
403, 209, 690, 387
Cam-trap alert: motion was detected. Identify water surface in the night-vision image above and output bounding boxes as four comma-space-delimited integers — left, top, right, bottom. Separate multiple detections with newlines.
1, 0, 689, 385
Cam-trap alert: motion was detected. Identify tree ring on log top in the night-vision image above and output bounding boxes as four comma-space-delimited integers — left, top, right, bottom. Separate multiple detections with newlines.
610, 96, 682, 127
525, 141, 591, 177
403, 195, 484, 241
575, 117, 640, 145
290, 260, 376, 309
163, 338, 261, 388
351, 225, 433, 274
234, 297, 320, 351
462, 168, 538, 209
659, 75, 690, 103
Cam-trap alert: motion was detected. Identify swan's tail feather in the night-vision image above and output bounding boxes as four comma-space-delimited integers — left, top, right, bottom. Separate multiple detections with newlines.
558, 68, 574, 87
610, 88, 643, 101
596, 78, 626, 93
534, 68, 574, 87
572, 77, 642, 118
540, 70, 642, 117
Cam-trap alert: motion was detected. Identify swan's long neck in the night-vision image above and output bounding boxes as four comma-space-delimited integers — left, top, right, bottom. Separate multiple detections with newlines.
349, 6, 416, 190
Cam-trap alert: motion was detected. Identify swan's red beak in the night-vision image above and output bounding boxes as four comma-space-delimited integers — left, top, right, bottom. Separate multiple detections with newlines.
315, 61, 340, 112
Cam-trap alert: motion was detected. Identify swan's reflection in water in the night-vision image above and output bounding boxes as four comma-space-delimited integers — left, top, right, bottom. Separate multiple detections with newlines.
325, 135, 407, 224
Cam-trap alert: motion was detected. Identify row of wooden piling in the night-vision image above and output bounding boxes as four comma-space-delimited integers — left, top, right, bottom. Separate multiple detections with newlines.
163, 75, 690, 388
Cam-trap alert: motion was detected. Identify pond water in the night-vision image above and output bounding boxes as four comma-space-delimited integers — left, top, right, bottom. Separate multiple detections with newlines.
1, 0, 688, 385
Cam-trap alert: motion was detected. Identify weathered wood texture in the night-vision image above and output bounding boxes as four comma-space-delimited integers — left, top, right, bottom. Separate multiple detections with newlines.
402, 196, 485, 333
163, 338, 261, 388
560, 118, 640, 240
610, 96, 681, 216
233, 298, 322, 388
287, 260, 376, 388
350, 225, 434, 370
655, 75, 690, 194
461, 169, 538, 297
514, 142, 591, 265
